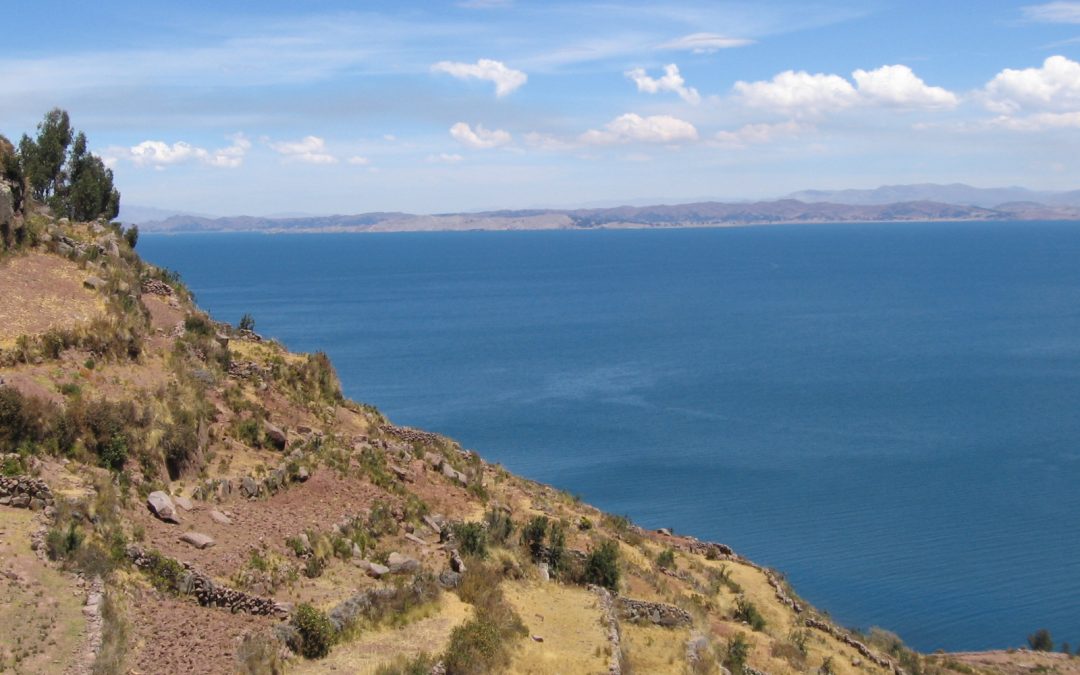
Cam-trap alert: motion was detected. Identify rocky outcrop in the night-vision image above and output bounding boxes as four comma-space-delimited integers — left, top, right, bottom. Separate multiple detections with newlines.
0, 474, 54, 511
141, 279, 174, 296
616, 597, 693, 628
804, 617, 905, 675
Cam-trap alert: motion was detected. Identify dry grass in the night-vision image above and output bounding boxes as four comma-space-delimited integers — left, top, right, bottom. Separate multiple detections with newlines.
0, 509, 86, 673
294, 593, 472, 674
620, 623, 692, 675
0, 252, 105, 347
502, 580, 610, 675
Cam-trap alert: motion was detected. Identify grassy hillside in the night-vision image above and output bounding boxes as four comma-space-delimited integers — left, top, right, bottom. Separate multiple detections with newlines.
0, 212, 1075, 674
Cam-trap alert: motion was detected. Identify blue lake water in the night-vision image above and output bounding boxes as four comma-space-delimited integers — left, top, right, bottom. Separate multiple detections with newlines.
140, 223, 1080, 652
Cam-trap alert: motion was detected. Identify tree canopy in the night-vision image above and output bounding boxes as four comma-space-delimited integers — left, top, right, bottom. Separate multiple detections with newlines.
15, 108, 120, 221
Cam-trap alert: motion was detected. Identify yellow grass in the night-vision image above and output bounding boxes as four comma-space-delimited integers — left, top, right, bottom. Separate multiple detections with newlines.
0, 509, 86, 673
504, 580, 610, 675
293, 593, 472, 674
0, 252, 105, 347
621, 623, 692, 674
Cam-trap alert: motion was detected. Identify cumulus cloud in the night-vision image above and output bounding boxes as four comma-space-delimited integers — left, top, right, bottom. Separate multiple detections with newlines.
450, 122, 512, 149
625, 64, 700, 104
713, 121, 810, 147
580, 113, 698, 145
983, 55, 1080, 113
987, 111, 1080, 131
347, 156, 370, 165
268, 136, 337, 164
658, 33, 753, 53
1022, 1, 1080, 22
734, 64, 957, 114
110, 134, 251, 169
852, 65, 958, 108
431, 58, 527, 97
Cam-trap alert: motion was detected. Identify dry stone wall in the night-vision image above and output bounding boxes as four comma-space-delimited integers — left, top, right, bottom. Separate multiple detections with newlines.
616, 597, 693, 627
0, 473, 54, 512
804, 617, 905, 675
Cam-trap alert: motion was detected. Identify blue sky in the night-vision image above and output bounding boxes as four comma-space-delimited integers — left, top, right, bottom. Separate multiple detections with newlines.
4, 0, 1080, 215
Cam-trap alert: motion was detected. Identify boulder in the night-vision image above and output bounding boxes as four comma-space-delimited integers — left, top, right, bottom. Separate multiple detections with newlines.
209, 510, 232, 525
438, 569, 462, 588
0, 182, 13, 226
441, 462, 468, 486
240, 475, 260, 498
422, 514, 443, 536
179, 532, 216, 549
405, 533, 428, 547
361, 561, 390, 578
83, 276, 107, 292
263, 421, 287, 451
295, 466, 310, 482
173, 496, 194, 511
387, 552, 420, 575
538, 562, 550, 582
147, 491, 180, 523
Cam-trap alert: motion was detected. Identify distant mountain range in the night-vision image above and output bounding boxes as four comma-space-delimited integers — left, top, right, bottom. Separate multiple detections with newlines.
133, 184, 1080, 233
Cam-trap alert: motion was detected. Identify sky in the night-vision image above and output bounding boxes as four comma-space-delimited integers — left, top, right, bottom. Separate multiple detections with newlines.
3, 0, 1080, 215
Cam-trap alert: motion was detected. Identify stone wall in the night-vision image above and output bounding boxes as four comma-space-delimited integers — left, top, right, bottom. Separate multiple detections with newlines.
804, 617, 905, 675
126, 546, 287, 617
616, 597, 693, 628
0, 473, 54, 512
764, 570, 803, 614
589, 585, 622, 675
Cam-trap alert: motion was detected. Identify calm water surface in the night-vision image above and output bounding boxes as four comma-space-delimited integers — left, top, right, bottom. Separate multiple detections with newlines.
141, 223, 1080, 651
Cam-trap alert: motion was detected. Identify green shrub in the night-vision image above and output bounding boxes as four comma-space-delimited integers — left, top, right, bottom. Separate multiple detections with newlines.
657, 548, 676, 569
1029, 628, 1054, 652
547, 520, 566, 573
724, 633, 751, 674
142, 549, 186, 594
292, 603, 335, 659
521, 515, 548, 562
123, 225, 139, 249
584, 540, 620, 591
453, 522, 487, 558
183, 314, 213, 336
236, 630, 284, 675
46, 523, 83, 561
444, 618, 505, 675
238, 313, 255, 332
734, 598, 767, 631
484, 509, 514, 544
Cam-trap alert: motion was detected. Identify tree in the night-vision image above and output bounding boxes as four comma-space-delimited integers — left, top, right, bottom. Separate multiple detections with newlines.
238, 313, 256, 332
1028, 628, 1053, 652
16, 109, 119, 221
583, 540, 620, 591
19, 108, 72, 201
123, 224, 139, 249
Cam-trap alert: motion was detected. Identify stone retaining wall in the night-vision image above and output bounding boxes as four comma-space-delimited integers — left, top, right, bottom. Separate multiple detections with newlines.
804, 617, 905, 675
616, 597, 693, 628
127, 546, 287, 617
589, 585, 622, 675
764, 570, 803, 614
0, 474, 54, 511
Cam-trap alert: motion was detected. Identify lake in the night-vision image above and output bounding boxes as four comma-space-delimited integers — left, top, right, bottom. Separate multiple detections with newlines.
140, 222, 1080, 652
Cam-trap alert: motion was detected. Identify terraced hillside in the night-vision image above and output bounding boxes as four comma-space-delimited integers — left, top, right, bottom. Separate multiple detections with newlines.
1, 210, 1075, 674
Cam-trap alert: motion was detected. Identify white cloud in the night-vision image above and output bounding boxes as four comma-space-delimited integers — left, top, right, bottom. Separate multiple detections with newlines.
625, 64, 700, 104
713, 121, 810, 147
110, 134, 251, 169
347, 156, 370, 165
581, 113, 698, 145
988, 111, 1080, 131
426, 153, 464, 163
852, 65, 958, 108
984, 55, 1080, 113
450, 122, 513, 149
734, 70, 857, 114
522, 132, 577, 151
268, 135, 337, 164
658, 33, 753, 53
1023, 2, 1080, 22
431, 58, 527, 97
734, 64, 957, 114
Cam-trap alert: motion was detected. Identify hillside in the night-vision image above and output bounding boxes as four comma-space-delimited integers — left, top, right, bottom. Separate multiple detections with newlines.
132, 199, 1069, 234
1, 198, 1077, 672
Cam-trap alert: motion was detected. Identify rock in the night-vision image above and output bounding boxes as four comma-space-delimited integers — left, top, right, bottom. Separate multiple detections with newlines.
214, 333, 230, 348
423, 452, 443, 469
56, 242, 73, 256
532, 635, 544, 642
29, 498, 44, 511
295, 466, 310, 482
441, 462, 468, 486
298, 533, 311, 552
438, 569, 462, 588
147, 491, 180, 523
263, 421, 287, 451
405, 533, 428, 547
240, 475, 260, 498
173, 496, 194, 511
365, 562, 390, 578
11, 493, 29, 508
538, 562, 550, 582
0, 182, 13, 226
83, 276, 107, 292
209, 510, 232, 525
178, 532, 216, 549
387, 552, 420, 574
422, 515, 443, 536
656, 527, 672, 536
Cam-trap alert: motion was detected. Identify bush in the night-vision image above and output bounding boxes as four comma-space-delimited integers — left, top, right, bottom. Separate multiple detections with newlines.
547, 520, 566, 573
444, 618, 505, 675
484, 509, 514, 544
453, 521, 487, 558
239, 313, 255, 332
521, 515, 548, 562
724, 633, 751, 674
236, 630, 285, 674
734, 598, 767, 632
292, 603, 335, 659
46, 523, 83, 561
375, 653, 438, 675
584, 540, 620, 591
1029, 628, 1054, 652
657, 548, 676, 569
123, 225, 138, 249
